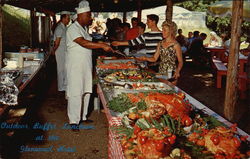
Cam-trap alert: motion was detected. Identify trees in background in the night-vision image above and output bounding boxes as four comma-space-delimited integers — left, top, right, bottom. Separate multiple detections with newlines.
177, 0, 250, 40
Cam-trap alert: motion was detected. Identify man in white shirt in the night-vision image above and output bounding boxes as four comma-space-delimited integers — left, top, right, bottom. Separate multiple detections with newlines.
53, 11, 70, 91
66, 0, 113, 131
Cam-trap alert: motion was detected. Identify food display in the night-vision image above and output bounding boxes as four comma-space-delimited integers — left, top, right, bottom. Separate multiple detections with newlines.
97, 61, 139, 70
96, 56, 250, 159
113, 82, 172, 90
103, 70, 157, 82
109, 92, 250, 159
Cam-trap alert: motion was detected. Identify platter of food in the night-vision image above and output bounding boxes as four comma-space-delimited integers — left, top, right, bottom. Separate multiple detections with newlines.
96, 61, 139, 70
102, 70, 158, 83
111, 82, 174, 97
102, 58, 135, 64
108, 91, 250, 159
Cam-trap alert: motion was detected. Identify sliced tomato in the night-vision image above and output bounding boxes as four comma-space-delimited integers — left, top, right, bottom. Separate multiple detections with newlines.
201, 128, 209, 136
214, 153, 225, 159
139, 136, 147, 145
210, 135, 220, 145
182, 116, 193, 126
163, 128, 172, 136
167, 135, 176, 145
123, 142, 132, 149
133, 125, 141, 135
240, 135, 248, 142
155, 140, 165, 152
233, 137, 241, 147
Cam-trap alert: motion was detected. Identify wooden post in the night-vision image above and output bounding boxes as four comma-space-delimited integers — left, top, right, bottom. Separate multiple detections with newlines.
0, 5, 3, 69
137, 0, 142, 22
30, 9, 36, 47
224, 0, 243, 120
123, 11, 127, 23
166, 0, 173, 21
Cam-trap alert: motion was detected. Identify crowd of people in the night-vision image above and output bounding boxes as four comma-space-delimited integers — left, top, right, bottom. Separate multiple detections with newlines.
51, 0, 250, 131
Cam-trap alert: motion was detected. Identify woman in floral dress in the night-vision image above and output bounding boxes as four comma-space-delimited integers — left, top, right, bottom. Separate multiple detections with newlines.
137, 20, 183, 84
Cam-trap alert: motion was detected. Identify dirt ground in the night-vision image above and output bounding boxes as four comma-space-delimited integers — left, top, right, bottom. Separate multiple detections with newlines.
0, 59, 249, 159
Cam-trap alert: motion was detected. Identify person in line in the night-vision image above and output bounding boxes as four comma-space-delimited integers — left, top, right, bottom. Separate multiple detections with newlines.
53, 11, 71, 92
126, 17, 139, 40
129, 22, 147, 55
189, 33, 209, 66
136, 20, 183, 85
66, 0, 113, 131
111, 14, 162, 59
176, 29, 187, 54
186, 31, 193, 47
138, 22, 146, 36
188, 30, 200, 47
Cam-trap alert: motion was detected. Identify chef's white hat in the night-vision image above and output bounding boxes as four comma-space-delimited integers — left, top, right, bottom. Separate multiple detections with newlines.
60, 11, 71, 15
76, 0, 90, 14
71, 14, 77, 21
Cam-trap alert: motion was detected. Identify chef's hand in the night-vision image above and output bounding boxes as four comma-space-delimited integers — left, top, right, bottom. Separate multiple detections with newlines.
111, 41, 120, 46
102, 44, 114, 52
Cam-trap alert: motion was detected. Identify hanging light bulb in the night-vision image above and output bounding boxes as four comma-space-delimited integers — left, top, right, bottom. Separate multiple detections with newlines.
114, 0, 119, 4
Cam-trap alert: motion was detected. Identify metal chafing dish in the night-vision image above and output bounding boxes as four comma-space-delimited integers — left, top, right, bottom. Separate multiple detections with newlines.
111, 82, 174, 97
102, 58, 135, 64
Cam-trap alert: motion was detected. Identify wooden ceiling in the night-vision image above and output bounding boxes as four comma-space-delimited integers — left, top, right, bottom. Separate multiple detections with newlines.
3, 0, 184, 13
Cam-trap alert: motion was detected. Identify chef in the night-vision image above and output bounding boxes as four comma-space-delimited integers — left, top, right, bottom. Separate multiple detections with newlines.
66, 0, 113, 131
53, 11, 70, 91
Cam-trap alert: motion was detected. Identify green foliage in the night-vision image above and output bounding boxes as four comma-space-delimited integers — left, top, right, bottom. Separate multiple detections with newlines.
2, 5, 31, 51
176, 0, 250, 39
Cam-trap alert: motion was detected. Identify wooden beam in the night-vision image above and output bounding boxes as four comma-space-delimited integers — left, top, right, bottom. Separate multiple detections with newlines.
166, 0, 173, 21
137, 0, 142, 22
123, 11, 127, 23
224, 0, 243, 120
30, 9, 36, 47
0, 5, 3, 69
37, 7, 55, 16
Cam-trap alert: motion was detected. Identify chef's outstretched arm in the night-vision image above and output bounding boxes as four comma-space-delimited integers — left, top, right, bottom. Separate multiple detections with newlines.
74, 37, 114, 52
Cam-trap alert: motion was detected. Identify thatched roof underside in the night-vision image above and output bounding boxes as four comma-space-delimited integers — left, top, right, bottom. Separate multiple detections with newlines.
3, 0, 184, 13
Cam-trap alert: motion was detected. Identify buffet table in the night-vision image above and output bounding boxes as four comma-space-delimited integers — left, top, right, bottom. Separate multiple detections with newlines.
95, 57, 250, 159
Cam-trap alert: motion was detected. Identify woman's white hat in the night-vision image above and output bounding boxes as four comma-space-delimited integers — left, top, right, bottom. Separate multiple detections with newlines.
76, 0, 90, 14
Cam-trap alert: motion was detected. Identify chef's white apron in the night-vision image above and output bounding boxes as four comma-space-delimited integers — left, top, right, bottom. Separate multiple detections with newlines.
54, 23, 67, 91
66, 22, 92, 124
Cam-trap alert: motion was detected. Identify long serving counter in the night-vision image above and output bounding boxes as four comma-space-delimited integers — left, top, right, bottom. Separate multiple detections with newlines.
95, 57, 250, 159
0, 53, 50, 117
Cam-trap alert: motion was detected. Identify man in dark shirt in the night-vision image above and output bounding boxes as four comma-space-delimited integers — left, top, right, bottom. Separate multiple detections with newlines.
189, 33, 208, 65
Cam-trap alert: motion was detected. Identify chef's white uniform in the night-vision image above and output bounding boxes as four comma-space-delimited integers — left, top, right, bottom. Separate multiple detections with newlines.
54, 22, 67, 91
66, 21, 92, 124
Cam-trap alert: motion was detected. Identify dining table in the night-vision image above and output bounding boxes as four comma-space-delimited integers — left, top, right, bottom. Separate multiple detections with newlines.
205, 46, 227, 60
